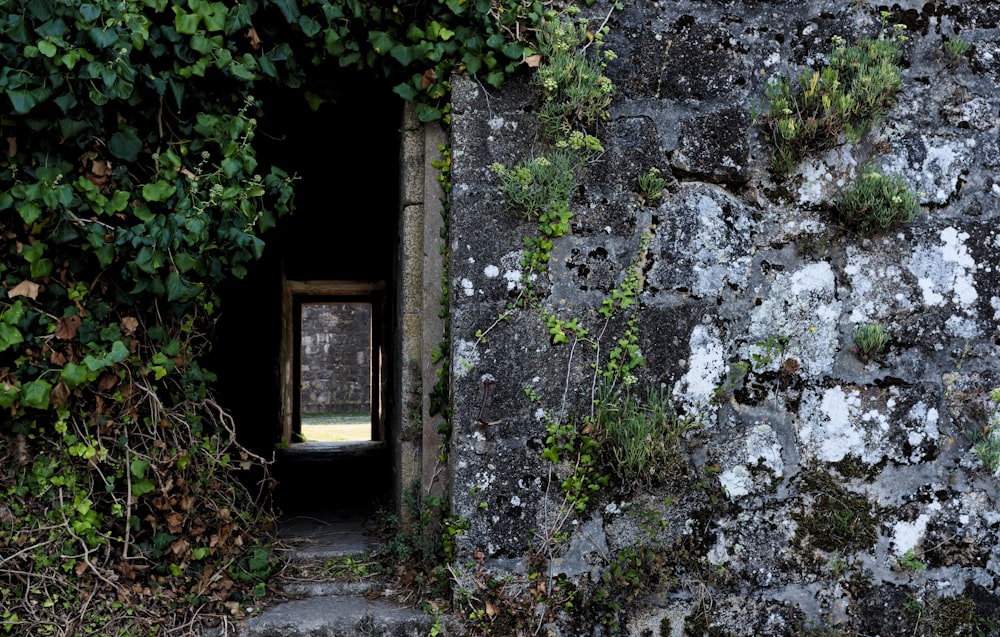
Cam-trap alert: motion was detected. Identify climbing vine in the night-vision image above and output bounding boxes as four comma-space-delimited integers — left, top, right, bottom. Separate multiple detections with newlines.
0, 0, 562, 632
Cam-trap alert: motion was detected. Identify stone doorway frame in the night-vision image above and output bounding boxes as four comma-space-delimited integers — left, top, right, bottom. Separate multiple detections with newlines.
272, 107, 449, 516
394, 109, 449, 511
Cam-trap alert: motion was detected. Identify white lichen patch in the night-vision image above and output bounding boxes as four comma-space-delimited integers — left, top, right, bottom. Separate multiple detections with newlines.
879, 135, 974, 205
706, 530, 731, 565
844, 243, 914, 322
905, 401, 940, 463
689, 191, 753, 296
500, 249, 529, 291
718, 424, 784, 500
891, 501, 940, 556
907, 227, 979, 331
484, 264, 500, 278
719, 465, 753, 500
798, 385, 940, 466
452, 339, 480, 380
487, 116, 517, 133
797, 145, 856, 206
798, 386, 871, 463
744, 262, 842, 379
648, 184, 753, 298
676, 324, 725, 418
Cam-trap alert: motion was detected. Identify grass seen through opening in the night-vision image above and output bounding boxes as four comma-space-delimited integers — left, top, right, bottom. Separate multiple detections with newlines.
301, 413, 371, 442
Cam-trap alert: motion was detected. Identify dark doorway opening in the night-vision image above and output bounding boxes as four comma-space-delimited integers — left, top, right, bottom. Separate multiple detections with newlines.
211, 69, 401, 518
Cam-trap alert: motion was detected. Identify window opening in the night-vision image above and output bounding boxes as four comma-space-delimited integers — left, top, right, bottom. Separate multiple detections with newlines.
281, 280, 385, 446
299, 302, 371, 442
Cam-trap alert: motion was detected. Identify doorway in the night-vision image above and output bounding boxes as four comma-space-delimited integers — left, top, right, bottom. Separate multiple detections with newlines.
298, 301, 373, 443
211, 69, 401, 517
281, 280, 386, 448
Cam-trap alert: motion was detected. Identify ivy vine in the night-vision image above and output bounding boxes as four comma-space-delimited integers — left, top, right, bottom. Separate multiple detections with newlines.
0, 0, 555, 632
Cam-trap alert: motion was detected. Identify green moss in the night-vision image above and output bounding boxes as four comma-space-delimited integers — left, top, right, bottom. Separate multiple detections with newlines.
793, 469, 880, 555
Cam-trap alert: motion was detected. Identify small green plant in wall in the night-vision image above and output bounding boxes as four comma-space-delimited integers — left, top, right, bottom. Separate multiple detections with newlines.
940, 35, 971, 66
759, 21, 905, 172
637, 167, 667, 206
533, 13, 618, 137
836, 168, 921, 235
967, 387, 1000, 476
489, 11, 616, 300
852, 321, 890, 362
898, 548, 926, 571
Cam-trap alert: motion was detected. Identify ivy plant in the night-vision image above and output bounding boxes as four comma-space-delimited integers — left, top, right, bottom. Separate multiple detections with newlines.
0, 0, 552, 631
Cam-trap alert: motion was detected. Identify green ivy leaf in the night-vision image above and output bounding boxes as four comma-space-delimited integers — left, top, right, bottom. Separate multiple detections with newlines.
60, 363, 90, 388
130, 458, 150, 479
271, 0, 300, 22
142, 181, 177, 202
369, 31, 394, 55
298, 15, 321, 38
6, 89, 36, 114
21, 379, 52, 410
38, 39, 58, 57
173, 7, 201, 35
165, 270, 200, 303
0, 323, 24, 352
131, 478, 155, 497
203, 2, 228, 31
0, 383, 17, 408
393, 82, 418, 101
17, 202, 41, 225
414, 102, 442, 122
109, 127, 143, 162
109, 341, 128, 363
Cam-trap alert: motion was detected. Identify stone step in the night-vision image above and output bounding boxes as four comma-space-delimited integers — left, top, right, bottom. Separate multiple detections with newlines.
199, 509, 447, 636
225, 595, 434, 637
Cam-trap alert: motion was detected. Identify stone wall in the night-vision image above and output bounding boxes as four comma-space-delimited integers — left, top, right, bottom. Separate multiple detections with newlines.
300, 303, 370, 415
446, 0, 1000, 633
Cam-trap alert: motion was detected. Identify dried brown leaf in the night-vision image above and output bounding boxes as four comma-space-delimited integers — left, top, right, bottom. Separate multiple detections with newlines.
524, 54, 542, 68
98, 374, 117, 392
8, 280, 39, 300
166, 511, 184, 534
121, 316, 139, 335
54, 315, 82, 340
421, 69, 437, 89
91, 159, 111, 176
245, 27, 261, 50
49, 382, 70, 407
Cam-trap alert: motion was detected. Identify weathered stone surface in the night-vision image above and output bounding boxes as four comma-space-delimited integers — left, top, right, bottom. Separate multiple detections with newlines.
670, 106, 751, 183
445, 0, 1000, 633
646, 183, 755, 301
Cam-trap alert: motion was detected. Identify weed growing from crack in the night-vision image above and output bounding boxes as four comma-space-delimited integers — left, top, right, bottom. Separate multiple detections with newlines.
534, 15, 617, 137
898, 547, 926, 571
592, 382, 701, 490
637, 167, 666, 206
941, 35, 971, 66
836, 168, 921, 234
853, 321, 889, 362
966, 387, 1000, 475
759, 28, 904, 172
